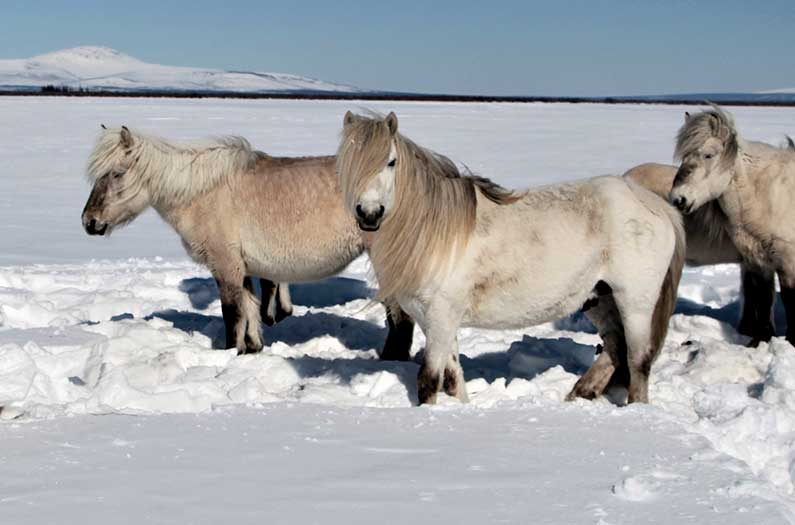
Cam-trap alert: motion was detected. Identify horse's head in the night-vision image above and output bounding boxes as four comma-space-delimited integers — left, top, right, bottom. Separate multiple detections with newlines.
670, 106, 739, 214
82, 126, 151, 236
337, 111, 400, 232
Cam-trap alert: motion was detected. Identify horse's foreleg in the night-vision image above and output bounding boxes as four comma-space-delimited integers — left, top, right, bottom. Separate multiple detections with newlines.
217, 273, 263, 355
738, 266, 776, 346
443, 350, 468, 403
381, 302, 414, 361
417, 311, 464, 405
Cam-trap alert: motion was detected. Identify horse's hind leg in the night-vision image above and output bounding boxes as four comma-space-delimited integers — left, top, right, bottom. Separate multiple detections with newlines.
380, 302, 414, 361
567, 292, 625, 401
275, 283, 293, 323
737, 266, 776, 346
613, 313, 651, 403
259, 278, 279, 326
259, 279, 293, 326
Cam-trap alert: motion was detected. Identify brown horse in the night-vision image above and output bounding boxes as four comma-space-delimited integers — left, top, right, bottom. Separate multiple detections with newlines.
81, 126, 414, 358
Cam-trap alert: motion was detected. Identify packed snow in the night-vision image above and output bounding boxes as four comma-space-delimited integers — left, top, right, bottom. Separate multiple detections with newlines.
0, 46, 358, 93
1, 97, 795, 523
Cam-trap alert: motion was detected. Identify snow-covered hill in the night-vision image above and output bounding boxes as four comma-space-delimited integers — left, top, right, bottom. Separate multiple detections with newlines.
758, 88, 795, 94
0, 46, 359, 93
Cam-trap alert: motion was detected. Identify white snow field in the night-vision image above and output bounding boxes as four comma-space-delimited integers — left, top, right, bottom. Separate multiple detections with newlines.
1, 97, 795, 523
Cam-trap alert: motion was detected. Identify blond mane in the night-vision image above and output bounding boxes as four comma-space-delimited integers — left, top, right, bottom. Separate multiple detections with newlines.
337, 113, 521, 300
86, 127, 263, 206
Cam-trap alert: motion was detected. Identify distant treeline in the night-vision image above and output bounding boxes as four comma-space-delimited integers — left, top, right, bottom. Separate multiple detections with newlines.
41, 85, 89, 94
0, 85, 792, 107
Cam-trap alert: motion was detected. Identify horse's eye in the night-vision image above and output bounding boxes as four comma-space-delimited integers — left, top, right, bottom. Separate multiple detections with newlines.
704, 153, 714, 160
387, 158, 396, 168
113, 171, 124, 179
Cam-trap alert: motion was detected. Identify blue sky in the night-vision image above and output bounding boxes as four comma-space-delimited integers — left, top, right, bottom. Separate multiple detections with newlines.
1, 0, 793, 96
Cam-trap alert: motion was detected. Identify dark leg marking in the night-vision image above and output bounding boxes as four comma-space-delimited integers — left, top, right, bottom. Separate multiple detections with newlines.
221, 302, 241, 351
381, 306, 414, 361
259, 278, 278, 326
781, 285, 795, 346
417, 362, 441, 405
738, 267, 776, 346
443, 366, 458, 397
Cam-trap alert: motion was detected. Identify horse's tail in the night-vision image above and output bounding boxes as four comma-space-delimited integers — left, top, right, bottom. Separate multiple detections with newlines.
786, 135, 795, 150
626, 180, 686, 355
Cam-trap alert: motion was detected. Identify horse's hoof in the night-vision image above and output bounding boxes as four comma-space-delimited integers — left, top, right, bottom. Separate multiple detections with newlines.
262, 314, 276, 327
274, 308, 293, 324
566, 381, 599, 402
237, 345, 263, 355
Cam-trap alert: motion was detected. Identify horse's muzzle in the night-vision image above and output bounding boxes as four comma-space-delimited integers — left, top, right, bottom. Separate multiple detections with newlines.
84, 217, 109, 236
356, 204, 384, 232
671, 195, 693, 215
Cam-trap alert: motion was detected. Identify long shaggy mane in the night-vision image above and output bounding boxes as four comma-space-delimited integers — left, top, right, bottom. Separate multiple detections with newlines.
337, 113, 522, 300
86, 127, 263, 206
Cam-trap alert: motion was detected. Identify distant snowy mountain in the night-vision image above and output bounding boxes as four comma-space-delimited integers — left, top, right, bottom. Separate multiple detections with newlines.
0, 46, 360, 93
757, 87, 795, 94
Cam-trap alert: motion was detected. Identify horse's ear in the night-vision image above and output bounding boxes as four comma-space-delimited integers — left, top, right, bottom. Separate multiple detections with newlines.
684, 112, 690, 123
385, 112, 398, 135
343, 110, 355, 128
120, 125, 133, 148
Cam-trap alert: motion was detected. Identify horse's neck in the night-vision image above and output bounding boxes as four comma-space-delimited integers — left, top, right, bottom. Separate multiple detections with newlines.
717, 156, 771, 262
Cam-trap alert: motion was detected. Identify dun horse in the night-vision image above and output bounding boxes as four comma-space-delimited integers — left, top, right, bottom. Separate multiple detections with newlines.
670, 105, 795, 344
81, 126, 414, 358
337, 112, 685, 404
625, 162, 776, 345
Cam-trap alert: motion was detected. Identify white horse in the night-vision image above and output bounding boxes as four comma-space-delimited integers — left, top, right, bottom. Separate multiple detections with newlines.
670, 105, 795, 344
337, 111, 685, 404
625, 162, 776, 345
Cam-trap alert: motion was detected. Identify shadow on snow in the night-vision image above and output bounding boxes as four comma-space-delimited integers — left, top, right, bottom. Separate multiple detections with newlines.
97, 273, 788, 403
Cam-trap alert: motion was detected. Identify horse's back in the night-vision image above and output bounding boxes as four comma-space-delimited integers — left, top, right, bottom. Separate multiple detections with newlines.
622, 162, 677, 198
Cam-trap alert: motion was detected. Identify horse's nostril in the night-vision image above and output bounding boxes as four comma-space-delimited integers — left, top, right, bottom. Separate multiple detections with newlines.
377, 205, 385, 218
88, 219, 97, 231
356, 204, 365, 218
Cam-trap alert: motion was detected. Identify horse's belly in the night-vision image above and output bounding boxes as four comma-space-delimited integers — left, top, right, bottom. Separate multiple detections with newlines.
244, 244, 362, 282
464, 285, 594, 329
241, 225, 364, 282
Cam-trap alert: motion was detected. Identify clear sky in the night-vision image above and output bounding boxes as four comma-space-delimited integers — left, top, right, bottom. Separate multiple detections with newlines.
1, 0, 794, 96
